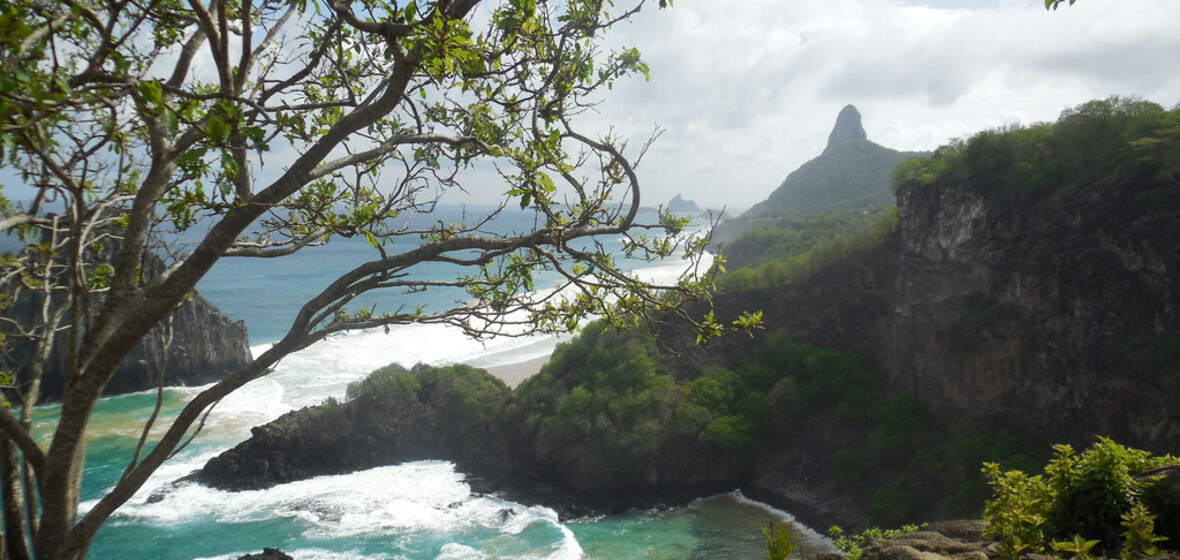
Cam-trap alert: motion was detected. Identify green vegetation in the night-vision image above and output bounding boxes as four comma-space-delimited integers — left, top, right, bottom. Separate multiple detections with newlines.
717, 207, 898, 292
511, 322, 770, 482
763, 519, 800, 560
512, 322, 1025, 523
893, 97, 1180, 198
720, 210, 883, 270
982, 439, 1179, 560
742, 136, 925, 220
829, 524, 923, 560
344, 362, 510, 425
511, 323, 882, 483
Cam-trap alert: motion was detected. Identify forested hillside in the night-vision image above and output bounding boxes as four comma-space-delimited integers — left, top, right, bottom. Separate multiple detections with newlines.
198, 96, 1180, 532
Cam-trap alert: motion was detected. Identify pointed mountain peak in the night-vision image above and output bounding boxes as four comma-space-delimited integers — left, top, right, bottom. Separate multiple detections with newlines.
827, 104, 867, 148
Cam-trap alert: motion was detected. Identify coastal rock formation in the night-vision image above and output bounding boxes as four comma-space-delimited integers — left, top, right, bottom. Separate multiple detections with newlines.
4, 248, 251, 401
196, 364, 517, 492
236, 549, 295, 560
687, 166, 1180, 527
195, 362, 747, 517
667, 194, 701, 214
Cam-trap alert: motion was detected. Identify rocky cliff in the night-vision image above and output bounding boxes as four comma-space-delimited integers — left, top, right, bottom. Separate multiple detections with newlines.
884, 169, 1180, 450
4, 247, 251, 401
699, 169, 1180, 528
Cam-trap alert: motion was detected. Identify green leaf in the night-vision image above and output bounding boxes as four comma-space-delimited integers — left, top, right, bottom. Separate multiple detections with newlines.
136, 79, 163, 108
207, 114, 229, 141
162, 108, 179, 136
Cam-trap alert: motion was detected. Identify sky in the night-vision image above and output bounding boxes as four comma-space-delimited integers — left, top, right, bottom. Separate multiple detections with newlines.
569, 0, 1180, 212
3, 0, 1177, 215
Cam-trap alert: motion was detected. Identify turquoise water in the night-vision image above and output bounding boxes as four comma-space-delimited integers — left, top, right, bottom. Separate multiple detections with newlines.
40, 390, 833, 559
27, 205, 834, 558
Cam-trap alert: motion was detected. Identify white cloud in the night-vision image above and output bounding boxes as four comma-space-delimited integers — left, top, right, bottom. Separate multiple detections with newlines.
574, 0, 1180, 211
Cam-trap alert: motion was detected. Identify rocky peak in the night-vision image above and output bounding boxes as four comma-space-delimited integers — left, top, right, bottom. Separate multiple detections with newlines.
826, 104, 868, 149
667, 194, 700, 214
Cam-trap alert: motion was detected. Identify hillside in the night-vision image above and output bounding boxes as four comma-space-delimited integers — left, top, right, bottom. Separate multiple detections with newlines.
747, 105, 923, 217
686, 96, 1180, 525
194, 97, 1180, 533
713, 105, 926, 245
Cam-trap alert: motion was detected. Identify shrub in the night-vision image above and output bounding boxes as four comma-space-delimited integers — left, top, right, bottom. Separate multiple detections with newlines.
829, 524, 922, 560
982, 438, 1178, 560
763, 520, 799, 560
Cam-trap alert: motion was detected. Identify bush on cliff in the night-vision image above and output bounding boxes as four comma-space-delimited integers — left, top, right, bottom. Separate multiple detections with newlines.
345, 362, 509, 425
983, 438, 1180, 560
893, 96, 1180, 197
509, 321, 814, 487
717, 207, 899, 292
719, 209, 882, 271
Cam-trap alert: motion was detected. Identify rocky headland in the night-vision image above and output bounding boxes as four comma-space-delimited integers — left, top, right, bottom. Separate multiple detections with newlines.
4, 245, 251, 401
195, 99, 1180, 536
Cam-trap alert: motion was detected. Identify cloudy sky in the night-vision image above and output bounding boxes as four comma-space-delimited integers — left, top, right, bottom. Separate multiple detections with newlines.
3, 0, 1176, 215
571, 0, 1180, 212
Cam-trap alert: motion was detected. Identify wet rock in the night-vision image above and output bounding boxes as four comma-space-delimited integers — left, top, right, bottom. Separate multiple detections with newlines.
236, 548, 294, 560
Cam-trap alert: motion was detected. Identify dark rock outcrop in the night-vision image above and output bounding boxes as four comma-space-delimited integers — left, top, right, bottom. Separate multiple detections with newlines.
236, 549, 295, 560
195, 364, 517, 492
3, 244, 251, 401
827, 104, 869, 147
193, 363, 746, 519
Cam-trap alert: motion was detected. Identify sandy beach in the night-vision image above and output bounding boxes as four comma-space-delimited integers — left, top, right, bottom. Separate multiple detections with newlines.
483, 354, 550, 388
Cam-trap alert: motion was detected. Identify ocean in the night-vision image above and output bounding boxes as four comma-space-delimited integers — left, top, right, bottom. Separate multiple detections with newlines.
28, 205, 833, 559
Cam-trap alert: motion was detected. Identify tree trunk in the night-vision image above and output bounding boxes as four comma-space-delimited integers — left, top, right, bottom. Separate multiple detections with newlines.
0, 439, 32, 560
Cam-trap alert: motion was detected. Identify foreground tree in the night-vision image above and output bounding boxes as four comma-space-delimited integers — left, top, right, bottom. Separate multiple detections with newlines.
0, 0, 754, 557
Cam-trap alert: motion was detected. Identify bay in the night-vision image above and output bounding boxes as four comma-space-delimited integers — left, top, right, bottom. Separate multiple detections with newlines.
25, 205, 834, 559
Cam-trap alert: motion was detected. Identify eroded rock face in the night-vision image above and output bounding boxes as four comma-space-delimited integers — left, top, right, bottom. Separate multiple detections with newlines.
680, 169, 1180, 528
4, 248, 251, 402
886, 172, 1180, 451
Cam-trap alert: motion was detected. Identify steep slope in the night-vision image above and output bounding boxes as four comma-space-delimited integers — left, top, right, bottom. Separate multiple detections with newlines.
4, 245, 252, 401
744, 105, 925, 218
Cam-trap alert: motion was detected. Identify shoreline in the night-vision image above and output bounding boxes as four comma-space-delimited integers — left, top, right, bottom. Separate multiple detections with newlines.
480, 354, 550, 388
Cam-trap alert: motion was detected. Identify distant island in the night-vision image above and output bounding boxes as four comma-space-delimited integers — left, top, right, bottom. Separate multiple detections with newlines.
667, 194, 701, 214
